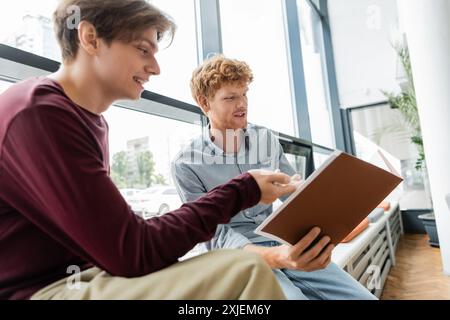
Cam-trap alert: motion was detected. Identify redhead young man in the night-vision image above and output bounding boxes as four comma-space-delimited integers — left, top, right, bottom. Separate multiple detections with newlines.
172, 55, 377, 300
0, 0, 298, 300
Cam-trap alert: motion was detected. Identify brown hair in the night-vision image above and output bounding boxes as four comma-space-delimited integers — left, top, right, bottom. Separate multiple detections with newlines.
190, 55, 254, 103
53, 0, 176, 62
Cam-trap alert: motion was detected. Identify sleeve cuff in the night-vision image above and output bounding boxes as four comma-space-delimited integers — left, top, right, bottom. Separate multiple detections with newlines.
238, 172, 261, 209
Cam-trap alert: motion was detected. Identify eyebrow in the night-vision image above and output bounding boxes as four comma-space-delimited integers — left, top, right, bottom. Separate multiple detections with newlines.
224, 89, 249, 95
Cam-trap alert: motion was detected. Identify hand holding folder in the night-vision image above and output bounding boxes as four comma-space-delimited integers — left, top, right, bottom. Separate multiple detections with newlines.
255, 151, 403, 246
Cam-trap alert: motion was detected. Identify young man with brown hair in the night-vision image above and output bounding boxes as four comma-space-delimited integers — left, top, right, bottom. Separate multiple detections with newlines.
0, 0, 297, 300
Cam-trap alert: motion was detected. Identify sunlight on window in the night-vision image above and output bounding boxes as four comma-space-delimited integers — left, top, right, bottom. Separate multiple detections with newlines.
147, 0, 199, 104
103, 105, 202, 219
220, 0, 295, 136
298, 0, 335, 148
0, 0, 60, 61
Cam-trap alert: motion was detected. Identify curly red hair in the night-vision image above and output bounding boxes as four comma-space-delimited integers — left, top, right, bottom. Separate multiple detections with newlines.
190, 55, 253, 103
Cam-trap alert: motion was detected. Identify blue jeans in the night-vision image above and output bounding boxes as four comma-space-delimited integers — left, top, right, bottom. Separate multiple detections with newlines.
259, 241, 378, 300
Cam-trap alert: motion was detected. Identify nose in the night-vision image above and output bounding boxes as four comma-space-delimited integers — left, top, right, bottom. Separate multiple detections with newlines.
238, 96, 248, 108
145, 56, 161, 76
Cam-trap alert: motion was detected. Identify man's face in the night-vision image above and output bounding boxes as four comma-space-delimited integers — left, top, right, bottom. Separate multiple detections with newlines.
95, 27, 161, 101
206, 83, 249, 131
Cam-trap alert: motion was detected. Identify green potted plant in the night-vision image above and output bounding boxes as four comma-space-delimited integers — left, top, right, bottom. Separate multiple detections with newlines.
382, 44, 438, 247
383, 45, 424, 170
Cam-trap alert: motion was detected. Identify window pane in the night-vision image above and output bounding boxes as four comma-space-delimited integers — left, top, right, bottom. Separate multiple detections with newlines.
284, 153, 307, 179
0, 1, 200, 105
350, 104, 432, 210
313, 150, 332, 169
298, 0, 335, 148
219, 0, 295, 135
0, 0, 61, 61
103, 106, 202, 219
147, 0, 199, 104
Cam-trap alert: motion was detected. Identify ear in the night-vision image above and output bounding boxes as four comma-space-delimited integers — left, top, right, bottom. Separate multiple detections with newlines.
196, 95, 210, 115
77, 21, 100, 57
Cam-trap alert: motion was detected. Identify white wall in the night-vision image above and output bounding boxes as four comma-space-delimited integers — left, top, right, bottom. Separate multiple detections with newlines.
397, 0, 450, 275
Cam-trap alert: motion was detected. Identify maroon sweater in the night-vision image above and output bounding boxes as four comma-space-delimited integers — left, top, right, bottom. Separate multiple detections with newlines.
0, 78, 261, 300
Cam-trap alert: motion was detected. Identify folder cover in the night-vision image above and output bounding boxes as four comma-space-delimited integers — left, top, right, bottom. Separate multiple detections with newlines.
255, 150, 403, 246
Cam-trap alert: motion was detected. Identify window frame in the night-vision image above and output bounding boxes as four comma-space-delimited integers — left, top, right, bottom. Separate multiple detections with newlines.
1, 0, 346, 160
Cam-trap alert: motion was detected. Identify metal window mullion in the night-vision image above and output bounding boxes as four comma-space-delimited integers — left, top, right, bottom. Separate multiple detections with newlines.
307, 0, 324, 18
340, 108, 356, 155
282, 0, 312, 142
195, 0, 222, 62
319, 0, 346, 151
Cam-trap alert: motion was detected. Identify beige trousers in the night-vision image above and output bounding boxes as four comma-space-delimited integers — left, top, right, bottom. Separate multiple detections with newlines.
31, 250, 285, 300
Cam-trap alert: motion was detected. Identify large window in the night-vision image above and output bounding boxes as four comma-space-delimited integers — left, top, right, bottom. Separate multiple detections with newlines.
103, 106, 202, 219
219, 0, 295, 136
349, 104, 432, 210
146, 0, 199, 104
0, 0, 61, 61
0, 1, 200, 105
297, 0, 335, 148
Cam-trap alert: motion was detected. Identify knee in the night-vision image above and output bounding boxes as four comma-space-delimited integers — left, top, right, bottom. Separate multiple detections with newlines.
227, 250, 285, 299
226, 250, 272, 276
209, 249, 270, 272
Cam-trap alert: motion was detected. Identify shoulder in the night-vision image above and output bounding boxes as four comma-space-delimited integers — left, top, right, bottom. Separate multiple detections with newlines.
1, 77, 79, 121
0, 78, 80, 146
247, 123, 280, 144
247, 123, 276, 135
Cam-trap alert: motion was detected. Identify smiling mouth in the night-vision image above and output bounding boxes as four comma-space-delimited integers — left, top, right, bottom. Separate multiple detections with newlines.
133, 76, 148, 87
233, 112, 246, 118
